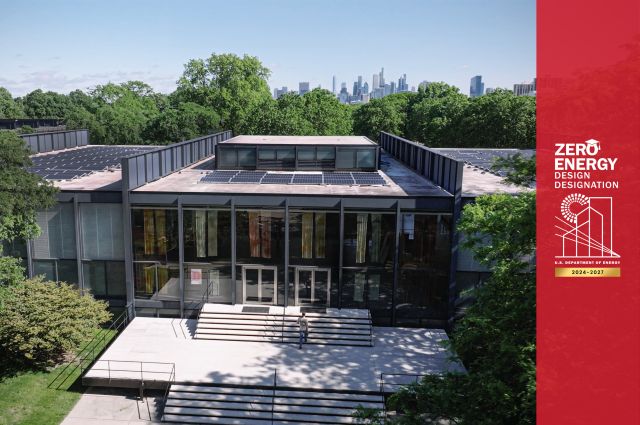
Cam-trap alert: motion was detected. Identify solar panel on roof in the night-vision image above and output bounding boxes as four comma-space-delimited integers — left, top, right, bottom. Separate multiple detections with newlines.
261, 173, 294, 184
292, 174, 323, 185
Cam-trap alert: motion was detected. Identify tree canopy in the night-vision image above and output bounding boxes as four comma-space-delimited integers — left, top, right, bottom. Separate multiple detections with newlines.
0, 132, 57, 242
175, 53, 272, 134
371, 192, 536, 425
0, 54, 535, 150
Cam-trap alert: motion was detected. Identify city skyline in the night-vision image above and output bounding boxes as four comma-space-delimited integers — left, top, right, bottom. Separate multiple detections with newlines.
0, 0, 535, 97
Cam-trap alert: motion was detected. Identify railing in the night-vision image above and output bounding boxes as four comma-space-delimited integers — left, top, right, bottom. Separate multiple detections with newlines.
271, 369, 277, 425
196, 278, 214, 323
379, 372, 427, 396
280, 311, 286, 343
161, 363, 176, 422
21, 128, 89, 153
48, 306, 133, 390
123, 130, 232, 190
368, 309, 374, 347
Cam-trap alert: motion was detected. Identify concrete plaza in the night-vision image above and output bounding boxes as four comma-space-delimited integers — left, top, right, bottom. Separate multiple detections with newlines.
84, 317, 464, 392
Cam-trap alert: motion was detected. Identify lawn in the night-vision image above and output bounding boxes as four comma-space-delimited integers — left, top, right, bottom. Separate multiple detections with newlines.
0, 328, 117, 425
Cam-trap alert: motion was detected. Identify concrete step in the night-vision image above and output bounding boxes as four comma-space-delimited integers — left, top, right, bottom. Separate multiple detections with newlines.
168, 391, 273, 404
275, 389, 383, 403
166, 398, 273, 411
171, 384, 273, 396
196, 323, 371, 334
163, 413, 272, 424
194, 334, 372, 345
195, 328, 371, 340
163, 406, 272, 419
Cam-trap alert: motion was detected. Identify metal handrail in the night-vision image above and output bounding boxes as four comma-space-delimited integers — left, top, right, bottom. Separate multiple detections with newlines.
280, 311, 286, 343
161, 364, 176, 422
367, 309, 374, 347
196, 278, 213, 322
48, 306, 132, 390
271, 369, 277, 425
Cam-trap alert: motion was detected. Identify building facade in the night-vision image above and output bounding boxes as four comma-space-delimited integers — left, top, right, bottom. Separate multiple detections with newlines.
12, 130, 524, 328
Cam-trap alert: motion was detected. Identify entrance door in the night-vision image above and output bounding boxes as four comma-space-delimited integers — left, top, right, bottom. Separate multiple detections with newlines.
242, 265, 277, 305
295, 267, 331, 307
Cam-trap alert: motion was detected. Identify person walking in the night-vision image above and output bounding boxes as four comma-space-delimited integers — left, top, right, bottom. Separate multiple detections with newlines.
297, 312, 309, 349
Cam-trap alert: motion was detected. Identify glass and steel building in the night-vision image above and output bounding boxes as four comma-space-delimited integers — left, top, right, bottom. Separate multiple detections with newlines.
15, 130, 526, 327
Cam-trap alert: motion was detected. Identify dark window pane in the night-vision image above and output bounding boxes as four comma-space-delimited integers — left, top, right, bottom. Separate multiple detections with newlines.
297, 148, 315, 160
183, 209, 232, 262
83, 261, 106, 296
132, 209, 179, 262
237, 148, 256, 167
356, 149, 375, 169
219, 149, 237, 167
276, 148, 295, 160
317, 147, 335, 160
343, 212, 396, 267
336, 149, 355, 169
258, 149, 276, 160
33, 260, 56, 281
57, 260, 79, 285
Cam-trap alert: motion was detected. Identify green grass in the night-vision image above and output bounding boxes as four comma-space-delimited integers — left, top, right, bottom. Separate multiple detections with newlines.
0, 367, 83, 425
0, 328, 118, 425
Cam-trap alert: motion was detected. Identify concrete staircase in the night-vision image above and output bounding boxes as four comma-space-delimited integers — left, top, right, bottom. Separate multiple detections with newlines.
195, 307, 373, 347
162, 383, 384, 424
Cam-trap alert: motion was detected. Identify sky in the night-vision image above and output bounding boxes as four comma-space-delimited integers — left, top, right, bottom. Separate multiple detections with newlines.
0, 0, 535, 97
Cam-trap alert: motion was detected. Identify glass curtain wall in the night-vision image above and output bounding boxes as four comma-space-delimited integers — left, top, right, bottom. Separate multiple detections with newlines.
80, 203, 126, 299
132, 208, 179, 300
183, 208, 233, 311
288, 210, 340, 307
236, 209, 285, 305
31, 203, 78, 284
342, 212, 395, 325
397, 213, 452, 326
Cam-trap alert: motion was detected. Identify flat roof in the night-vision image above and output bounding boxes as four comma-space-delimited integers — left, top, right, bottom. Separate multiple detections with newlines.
219, 135, 377, 146
133, 151, 451, 198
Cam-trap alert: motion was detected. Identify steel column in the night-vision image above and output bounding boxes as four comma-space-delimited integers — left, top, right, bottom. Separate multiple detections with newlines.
284, 199, 290, 307
230, 199, 237, 305
392, 202, 402, 326
338, 200, 344, 309
178, 197, 185, 318
73, 196, 84, 293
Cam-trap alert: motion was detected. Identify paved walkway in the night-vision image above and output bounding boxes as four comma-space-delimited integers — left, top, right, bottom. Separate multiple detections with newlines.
84, 317, 464, 392
61, 387, 163, 425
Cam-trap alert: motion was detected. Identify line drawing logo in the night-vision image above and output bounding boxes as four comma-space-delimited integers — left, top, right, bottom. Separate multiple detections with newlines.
555, 193, 619, 258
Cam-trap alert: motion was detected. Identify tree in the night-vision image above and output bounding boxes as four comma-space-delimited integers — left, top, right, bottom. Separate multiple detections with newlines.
175, 53, 272, 134
0, 132, 57, 242
459, 90, 535, 149
405, 83, 469, 147
144, 102, 221, 144
492, 153, 536, 186
353, 92, 414, 140
370, 192, 536, 425
0, 278, 111, 368
0, 87, 24, 118
21, 89, 71, 118
242, 89, 352, 136
300, 88, 353, 135
89, 81, 161, 145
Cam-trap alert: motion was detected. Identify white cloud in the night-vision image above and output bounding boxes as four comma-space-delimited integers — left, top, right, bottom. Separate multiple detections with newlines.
0, 70, 179, 96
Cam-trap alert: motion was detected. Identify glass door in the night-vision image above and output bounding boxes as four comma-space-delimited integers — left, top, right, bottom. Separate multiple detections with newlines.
242, 265, 277, 305
295, 267, 331, 307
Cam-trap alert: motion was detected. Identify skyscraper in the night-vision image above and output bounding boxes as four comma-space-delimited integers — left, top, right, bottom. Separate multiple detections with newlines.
299, 82, 310, 96
470, 75, 484, 98
379, 67, 385, 87
363, 82, 369, 95
513, 80, 536, 96
398, 74, 408, 92
332, 76, 337, 95
372, 74, 379, 90
273, 86, 288, 99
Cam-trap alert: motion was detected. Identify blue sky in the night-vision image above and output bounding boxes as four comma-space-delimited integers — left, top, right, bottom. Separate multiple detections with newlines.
0, 0, 535, 97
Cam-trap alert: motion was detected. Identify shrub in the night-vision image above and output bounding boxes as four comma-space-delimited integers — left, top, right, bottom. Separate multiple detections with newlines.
0, 278, 111, 368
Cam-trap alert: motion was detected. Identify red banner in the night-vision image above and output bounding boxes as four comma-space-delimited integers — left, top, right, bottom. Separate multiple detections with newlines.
537, 0, 640, 423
